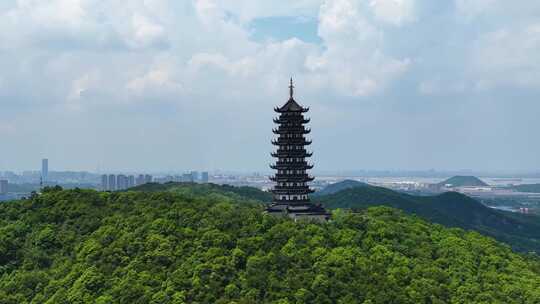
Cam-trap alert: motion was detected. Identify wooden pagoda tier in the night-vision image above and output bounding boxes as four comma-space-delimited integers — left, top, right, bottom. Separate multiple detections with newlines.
272, 127, 311, 135
273, 117, 310, 124
271, 150, 313, 158
269, 79, 315, 205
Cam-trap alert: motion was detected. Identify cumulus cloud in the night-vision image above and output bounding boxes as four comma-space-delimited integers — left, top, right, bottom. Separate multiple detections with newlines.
370, 0, 416, 25
214, 0, 324, 23
469, 24, 540, 89
127, 67, 183, 95
309, 0, 411, 96
1, 0, 538, 106
128, 13, 167, 48
8, 0, 533, 108
1, 0, 540, 171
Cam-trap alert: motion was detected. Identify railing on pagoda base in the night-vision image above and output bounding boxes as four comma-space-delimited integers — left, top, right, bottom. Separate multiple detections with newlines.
272, 198, 311, 205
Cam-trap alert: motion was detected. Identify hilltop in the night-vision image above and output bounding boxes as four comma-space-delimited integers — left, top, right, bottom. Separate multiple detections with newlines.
131, 181, 540, 252
130, 182, 273, 202
313, 179, 368, 196
438, 176, 489, 187
316, 181, 540, 253
0, 187, 539, 303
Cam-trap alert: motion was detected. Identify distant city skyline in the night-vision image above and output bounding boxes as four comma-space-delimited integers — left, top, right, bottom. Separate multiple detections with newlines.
1, 161, 540, 178
1, 1, 539, 172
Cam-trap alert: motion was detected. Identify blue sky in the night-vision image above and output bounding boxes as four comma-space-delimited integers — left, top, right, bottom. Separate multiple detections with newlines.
0, 0, 539, 172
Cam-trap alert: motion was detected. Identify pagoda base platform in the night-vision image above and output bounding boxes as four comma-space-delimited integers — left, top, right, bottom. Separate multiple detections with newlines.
265, 203, 330, 222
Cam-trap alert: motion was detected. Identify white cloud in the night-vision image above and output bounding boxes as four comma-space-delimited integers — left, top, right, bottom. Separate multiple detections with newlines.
129, 13, 166, 48
214, 0, 324, 23
127, 64, 183, 97
455, 0, 540, 22
455, 0, 497, 20
2, 0, 540, 106
311, 0, 411, 96
1, 0, 540, 171
15, 0, 87, 26
469, 24, 540, 89
369, 0, 416, 26
68, 70, 101, 102
188, 53, 256, 77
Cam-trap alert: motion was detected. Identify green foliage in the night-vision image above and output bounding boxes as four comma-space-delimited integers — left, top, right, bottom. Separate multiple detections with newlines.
42, 186, 64, 193
130, 182, 273, 202
318, 186, 540, 253
0, 188, 539, 303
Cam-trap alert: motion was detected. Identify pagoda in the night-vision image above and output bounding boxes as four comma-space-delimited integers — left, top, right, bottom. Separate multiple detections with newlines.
265, 79, 330, 221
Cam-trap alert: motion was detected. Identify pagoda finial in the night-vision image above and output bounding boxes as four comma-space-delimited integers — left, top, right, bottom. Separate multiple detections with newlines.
289, 77, 294, 99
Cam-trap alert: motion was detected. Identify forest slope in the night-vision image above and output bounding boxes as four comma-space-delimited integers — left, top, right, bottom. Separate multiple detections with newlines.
0, 188, 539, 303
133, 182, 540, 252
317, 185, 540, 253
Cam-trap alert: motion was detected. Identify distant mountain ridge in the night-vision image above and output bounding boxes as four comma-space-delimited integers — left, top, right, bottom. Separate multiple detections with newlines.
438, 176, 489, 187
511, 183, 540, 193
314, 179, 368, 196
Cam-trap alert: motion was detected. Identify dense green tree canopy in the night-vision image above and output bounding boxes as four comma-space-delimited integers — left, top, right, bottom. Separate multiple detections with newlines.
317, 185, 540, 253
0, 187, 539, 303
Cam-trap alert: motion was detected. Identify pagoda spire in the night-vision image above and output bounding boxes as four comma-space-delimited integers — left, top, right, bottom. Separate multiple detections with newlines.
289, 77, 294, 99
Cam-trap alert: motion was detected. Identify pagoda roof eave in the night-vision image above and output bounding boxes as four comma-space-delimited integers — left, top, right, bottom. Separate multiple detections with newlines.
275, 98, 309, 113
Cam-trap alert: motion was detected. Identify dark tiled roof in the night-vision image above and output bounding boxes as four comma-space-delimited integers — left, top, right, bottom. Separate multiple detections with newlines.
278, 98, 304, 112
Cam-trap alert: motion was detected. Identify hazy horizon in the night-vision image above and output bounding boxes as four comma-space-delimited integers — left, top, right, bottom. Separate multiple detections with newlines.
1, 0, 539, 172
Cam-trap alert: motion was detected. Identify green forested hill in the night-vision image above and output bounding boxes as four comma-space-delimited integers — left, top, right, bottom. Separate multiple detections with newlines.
133, 182, 540, 252
316, 185, 540, 253
0, 188, 539, 303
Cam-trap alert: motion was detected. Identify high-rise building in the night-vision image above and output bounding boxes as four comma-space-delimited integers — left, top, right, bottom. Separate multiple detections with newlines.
265, 79, 329, 220
101, 174, 108, 191
116, 175, 121, 190
182, 173, 193, 182
0, 180, 8, 194
144, 174, 153, 184
191, 171, 199, 182
108, 174, 116, 191
136, 174, 145, 186
116, 175, 125, 190
41, 159, 49, 182
128, 175, 135, 188
201, 172, 209, 183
